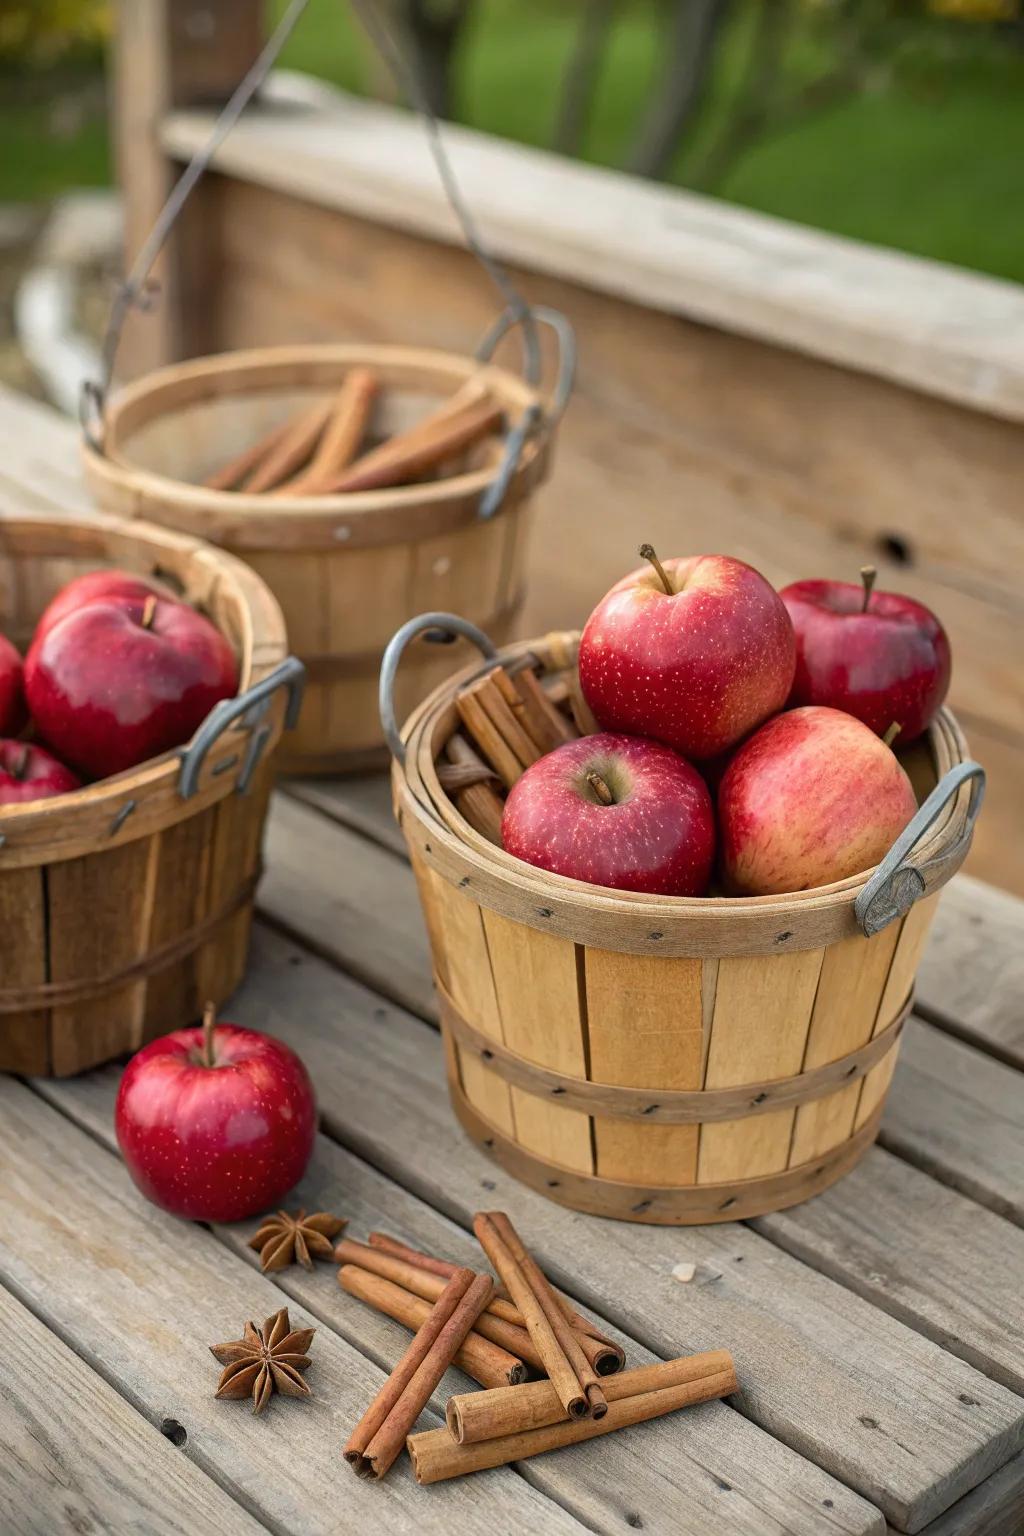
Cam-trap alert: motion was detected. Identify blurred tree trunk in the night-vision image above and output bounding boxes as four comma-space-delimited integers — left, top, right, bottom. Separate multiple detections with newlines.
626, 0, 732, 178
554, 0, 617, 156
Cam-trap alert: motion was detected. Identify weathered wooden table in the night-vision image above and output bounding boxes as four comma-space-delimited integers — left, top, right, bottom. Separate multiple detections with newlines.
1, 386, 1022, 1536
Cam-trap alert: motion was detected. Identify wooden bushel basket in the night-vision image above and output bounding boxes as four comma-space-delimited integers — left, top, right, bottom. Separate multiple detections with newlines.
0, 510, 303, 1077
81, 318, 571, 775
382, 616, 985, 1225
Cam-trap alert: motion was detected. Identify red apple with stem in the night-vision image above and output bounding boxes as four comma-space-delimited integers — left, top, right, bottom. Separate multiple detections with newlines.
115, 1003, 317, 1222
579, 547, 796, 760
718, 705, 917, 896
25, 592, 238, 779
33, 568, 175, 645
0, 739, 80, 806
0, 633, 25, 736
502, 731, 715, 896
781, 565, 951, 744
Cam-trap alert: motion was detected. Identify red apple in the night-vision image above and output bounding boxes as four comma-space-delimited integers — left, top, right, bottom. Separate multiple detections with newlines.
781, 566, 951, 745
0, 739, 81, 805
579, 548, 796, 760
0, 633, 25, 736
115, 1006, 317, 1222
33, 568, 173, 645
719, 705, 918, 896
25, 592, 238, 779
502, 732, 715, 896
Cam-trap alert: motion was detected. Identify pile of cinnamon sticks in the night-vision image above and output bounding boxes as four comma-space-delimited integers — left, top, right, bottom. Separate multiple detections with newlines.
440, 652, 586, 846
339, 1211, 736, 1485
202, 371, 504, 497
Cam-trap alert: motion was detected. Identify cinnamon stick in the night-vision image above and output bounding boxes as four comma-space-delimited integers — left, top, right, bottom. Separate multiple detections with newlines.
474, 1211, 607, 1421
505, 665, 578, 751
245, 399, 334, 494
365, 1232, 624, 1374
338, 1265, 524, 1389
345, 1267, 493, 1479
337, 1240, 622, 1377
447, 1351, 735, 1445
202, 418, 294, 491
438, 733, 504, 845
324, 396, 503, 494
407, 1365, 739, 1484
277, 368, 379, 496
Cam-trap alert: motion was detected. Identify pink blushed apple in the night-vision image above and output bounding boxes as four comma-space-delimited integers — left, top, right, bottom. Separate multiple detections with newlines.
781, 566, 951, 744
502, 731, 715, 897
32, 568, 174, 646
0, 633, 25, 736
718, 705, 918, 896
579, 549, 795, 760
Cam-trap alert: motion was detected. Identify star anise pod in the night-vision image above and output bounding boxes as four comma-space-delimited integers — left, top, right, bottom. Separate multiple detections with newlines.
247, 1209, 347, 1272
211, 1307, 315, 1415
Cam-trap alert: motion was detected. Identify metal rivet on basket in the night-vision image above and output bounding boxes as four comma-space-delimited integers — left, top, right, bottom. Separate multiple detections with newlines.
845, 1063, 859, 1077
212, 754, 239, 777
775, 931, 793, 944
718, 1196, 737, 1211
642, 1104, 660, 1116
458, 876, 471, 888
109, 801, 136, 836
481, 1048, 493, 1061
482, 1138, 494, 1149
425, 843, 432, 854
547, 1180, 560, 1189
536, 906, 553, 918
631, 1200, 652, 1214
648, 930, 664, 941
550, 1086, 566, 1096
0, 833, 6, 850
751, 1091, 768, 1105
333, 526, 351, 542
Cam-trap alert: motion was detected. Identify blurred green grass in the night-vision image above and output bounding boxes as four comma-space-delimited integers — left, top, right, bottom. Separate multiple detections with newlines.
3, 0, 1023, 285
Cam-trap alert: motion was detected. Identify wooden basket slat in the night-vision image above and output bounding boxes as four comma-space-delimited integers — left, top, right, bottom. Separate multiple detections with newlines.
787, 924, 903, 1167
852, 893, 941, 1132
0, 866, 49, 1075
84, 344, 557, 776
584, 949, 703, 1186
141, 809, 216, 1042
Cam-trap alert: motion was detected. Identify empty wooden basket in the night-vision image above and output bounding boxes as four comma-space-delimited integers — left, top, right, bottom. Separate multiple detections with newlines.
383, 618, 984, 1224
81, 335, 567, 775
0, 510, 302, 1077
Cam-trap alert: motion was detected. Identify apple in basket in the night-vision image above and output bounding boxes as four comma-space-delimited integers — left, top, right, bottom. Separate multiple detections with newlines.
25, 591, 239, 779
0, 739, 80, 805
32, 568, 173, 645
502, 732, 715, 897
579, 548, 796, 760
0, 632, 25, 736
780, 567, 951, 745
718, 706, 917, 896
115, 1005, 317, 1222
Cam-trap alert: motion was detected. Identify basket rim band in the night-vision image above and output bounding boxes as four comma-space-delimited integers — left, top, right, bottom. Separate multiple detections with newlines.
439, 982, 911, 1124
448, 1069, 885, 1225
0, 868, 260, 1014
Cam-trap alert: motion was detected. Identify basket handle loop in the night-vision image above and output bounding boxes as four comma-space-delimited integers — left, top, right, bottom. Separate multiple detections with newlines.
854, 759, 985, 936
178, 656, 306, 801
475, 305, 576, 522
380, 613, 497, 766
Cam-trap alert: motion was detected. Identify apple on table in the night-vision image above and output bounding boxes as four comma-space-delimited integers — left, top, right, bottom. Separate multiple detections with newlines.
579, 547, 796, 761
502, 731, 715, 897
781, 565, 950, 744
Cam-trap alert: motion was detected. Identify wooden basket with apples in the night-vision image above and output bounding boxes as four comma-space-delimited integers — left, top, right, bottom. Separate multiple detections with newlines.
380, 552, 984, 1224
82, 324, 572, 778
0, 509, 303, 1078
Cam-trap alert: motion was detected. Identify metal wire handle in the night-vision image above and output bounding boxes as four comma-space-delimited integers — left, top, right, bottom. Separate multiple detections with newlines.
178, 656, 306, 799
854, 759, 985, 935
476, 305, 577, 519
379, 613, 498, 764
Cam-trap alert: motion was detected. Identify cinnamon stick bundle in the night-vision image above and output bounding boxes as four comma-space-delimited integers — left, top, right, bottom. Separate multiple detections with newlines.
437, 733, 504, 846
407, 1358, 738, 1484
277, 368, 379, 496
202, 418, 294, 491
474, 1211, 607, 1421
245, 399, 334, 494
447, 1351, 735, 1445
344, 1267, 492, 1480
338, 1264, 525, 1389
323, 393, 502, 495
337, 1239, 622, 1377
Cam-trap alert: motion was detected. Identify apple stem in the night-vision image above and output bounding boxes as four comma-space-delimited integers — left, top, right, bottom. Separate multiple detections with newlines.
12, 746, 29, 782
141, 594, 158, 630
201, 1000, 217, 1068
585, 770, 615, 806
639, 543, 674, 596
860, 565, 877, 613
882, 722, 902, 749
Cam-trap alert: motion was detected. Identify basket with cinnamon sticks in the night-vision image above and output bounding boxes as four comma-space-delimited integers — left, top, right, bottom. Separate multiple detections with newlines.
338, 1210, 736, 1484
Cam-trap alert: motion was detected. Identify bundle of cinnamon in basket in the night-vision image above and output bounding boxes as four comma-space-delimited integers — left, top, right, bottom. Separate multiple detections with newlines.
338, 1211, 737, 1485
202, 372, 504, 496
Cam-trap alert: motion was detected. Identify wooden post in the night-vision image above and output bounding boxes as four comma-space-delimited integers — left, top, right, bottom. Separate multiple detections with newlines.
110, 0, 264, 379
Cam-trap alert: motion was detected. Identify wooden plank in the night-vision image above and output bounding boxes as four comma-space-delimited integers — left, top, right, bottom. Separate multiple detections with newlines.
162, 95, 1024, 422
0, 1283, 266, 1536
880, 1020, 1024, 1226
197, 920, 1024, 1531
753, 1145, 1024, 1395
0, 1077, 585, 1536
39, 1063, 885, 1536
901, 1449, 1024, 1536
917, 875, 1024, 1069
286, 775, 405, 858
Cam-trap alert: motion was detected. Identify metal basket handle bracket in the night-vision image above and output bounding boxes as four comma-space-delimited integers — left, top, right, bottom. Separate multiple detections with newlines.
178, 656, 306, 800
379, 613, 498, 765
855, 760, 985, 936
